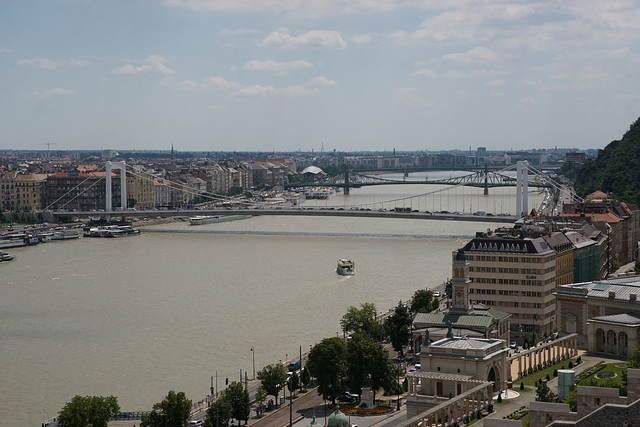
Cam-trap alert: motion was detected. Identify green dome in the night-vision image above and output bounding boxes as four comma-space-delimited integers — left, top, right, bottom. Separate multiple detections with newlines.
306, 406, 323, 427
327, 405, 349, 427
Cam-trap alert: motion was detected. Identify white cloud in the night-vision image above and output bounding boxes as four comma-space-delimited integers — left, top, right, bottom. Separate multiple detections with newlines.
18, 57, 89, 70
243, 59, 314, 71
111, 55, 175, 75
204, 75, 242, 90
232, 84, 320, 97
35, 87, 74, 99
178, 80, 208, 90
411, 68, 436, 77
258, 29, 347, 49
518, 96, 536, 106
398, 87, 437, 110
0, 47, 12, 54
350, 34, 373, 44
443, 47, 499, 62
309, 76, 336, 86
485, 79, 505, 86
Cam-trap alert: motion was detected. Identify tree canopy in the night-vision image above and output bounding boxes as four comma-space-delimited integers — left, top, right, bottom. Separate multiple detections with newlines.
628, 345, 640, 368
307, 337, 348, 403
140, 390, 192, 427
256, 363, 288, 403
563, 116, 640, 204
340, 302, 380, 340
345, 332, 394, 401
410, 289, 434, 313
223, 381, 250, 424
57, 395, 120, 427
385, 303, 413, 357
204, 398, 232, 427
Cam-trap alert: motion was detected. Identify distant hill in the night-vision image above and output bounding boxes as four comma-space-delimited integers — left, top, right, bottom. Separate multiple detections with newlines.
562, 116, 640, 205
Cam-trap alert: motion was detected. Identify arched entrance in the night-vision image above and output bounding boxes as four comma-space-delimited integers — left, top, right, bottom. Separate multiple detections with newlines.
487, 364, 501, 392
596, 328, 605, 353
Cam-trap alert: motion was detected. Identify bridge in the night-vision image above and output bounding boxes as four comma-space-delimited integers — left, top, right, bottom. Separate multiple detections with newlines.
45, 160, 570, 223
51, 207, 517, 224
288, 164, 554, 196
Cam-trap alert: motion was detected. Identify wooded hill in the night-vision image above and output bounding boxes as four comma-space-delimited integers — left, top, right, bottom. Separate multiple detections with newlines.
562, 116, 640, 205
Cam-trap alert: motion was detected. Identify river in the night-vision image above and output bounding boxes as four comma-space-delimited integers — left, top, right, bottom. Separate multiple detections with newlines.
0, 176, 535, 426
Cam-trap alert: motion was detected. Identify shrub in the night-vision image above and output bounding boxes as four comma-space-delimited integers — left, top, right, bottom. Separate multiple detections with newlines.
520, 382, 525, 390
546, 374, 551, 381
553, 369, 558, 377
497, 394, 502, 403
488, 403, 494, 413
577, 356, 582, 364
568, 361, 573, 369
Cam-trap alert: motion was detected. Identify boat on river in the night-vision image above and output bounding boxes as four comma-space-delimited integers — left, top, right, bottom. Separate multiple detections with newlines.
0, 233, 39, 249
189, 215, 252, 225
51, 230, 81, 241
337, 259, 355, 275
0, 251, 14, 262
84, 225, 140, 238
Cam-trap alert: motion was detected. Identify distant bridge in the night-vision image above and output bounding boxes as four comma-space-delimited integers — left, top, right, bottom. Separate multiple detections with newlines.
288, 165, 554, 195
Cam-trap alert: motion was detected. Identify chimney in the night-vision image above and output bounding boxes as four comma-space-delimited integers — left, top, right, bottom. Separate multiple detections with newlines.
609, 291, 616, 298
631, 294, 637, 301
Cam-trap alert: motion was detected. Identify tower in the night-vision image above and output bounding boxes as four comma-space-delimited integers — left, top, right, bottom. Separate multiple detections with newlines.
449, 249, 473, 315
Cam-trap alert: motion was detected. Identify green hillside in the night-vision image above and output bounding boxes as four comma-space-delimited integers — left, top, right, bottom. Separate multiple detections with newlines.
563, 116, 640, 205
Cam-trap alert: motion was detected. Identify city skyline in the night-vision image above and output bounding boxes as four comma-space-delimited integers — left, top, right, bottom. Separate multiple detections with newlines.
1, 1, 640, 152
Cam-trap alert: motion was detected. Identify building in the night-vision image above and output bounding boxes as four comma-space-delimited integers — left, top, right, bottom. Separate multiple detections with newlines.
14, 173, 48, 211
458, 236, 557, 339
555, 275, 640, 355
405, 332, 506, 418
0, 171, 16, 211
45, 169, 119, 211
412, 250, 511, 350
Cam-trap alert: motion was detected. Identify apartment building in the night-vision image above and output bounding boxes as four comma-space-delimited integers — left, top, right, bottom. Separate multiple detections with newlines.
458, 236, 557, 339
15, 173, 48, 211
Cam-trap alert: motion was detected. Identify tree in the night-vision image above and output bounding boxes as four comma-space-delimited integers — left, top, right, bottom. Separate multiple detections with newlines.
223, 381, 250, 425
410, 289, 434, 313
288, 371, 300, 396
301, 366, 311, 390
254, 386, 268, 416
203, 398, 232, 427
535, 382, 554, 402
628, 345, 640, 368
257, 363, 287, 404
340, 302, 379, 340
345, 332, 394, 403
385, 303, 413, 357
57, 395, 120, 427
140, 390, 192, 427
307, 337, 348, 403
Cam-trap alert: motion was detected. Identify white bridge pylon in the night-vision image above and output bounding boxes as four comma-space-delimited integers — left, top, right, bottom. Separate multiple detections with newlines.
105, 161, 127, 213
515, 160, 529, 218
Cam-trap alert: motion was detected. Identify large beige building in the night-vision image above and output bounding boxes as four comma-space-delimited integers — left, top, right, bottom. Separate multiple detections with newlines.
458, 236, 557, 339
15, 173, 48, 211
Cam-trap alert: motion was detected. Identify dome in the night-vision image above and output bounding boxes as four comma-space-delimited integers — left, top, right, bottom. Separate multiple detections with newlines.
455, 249, 466, 262
302, 166, 324, 175
306, 406, 323, 427
327, 405, 349, 427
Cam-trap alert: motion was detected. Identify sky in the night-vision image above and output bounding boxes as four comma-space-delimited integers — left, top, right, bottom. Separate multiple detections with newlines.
1, 0, 640, 153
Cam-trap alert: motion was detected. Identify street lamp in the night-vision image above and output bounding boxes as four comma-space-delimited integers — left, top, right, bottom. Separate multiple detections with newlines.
250, 346, 256, 380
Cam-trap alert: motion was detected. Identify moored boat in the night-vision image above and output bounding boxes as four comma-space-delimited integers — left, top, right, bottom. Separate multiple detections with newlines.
189, 215, 252, 225
337, 259, 355, 275
51, 230, 81, 240
0, 251, 14, 261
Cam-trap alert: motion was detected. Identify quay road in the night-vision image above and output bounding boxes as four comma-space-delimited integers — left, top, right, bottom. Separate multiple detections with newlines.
51, 208, 516, 224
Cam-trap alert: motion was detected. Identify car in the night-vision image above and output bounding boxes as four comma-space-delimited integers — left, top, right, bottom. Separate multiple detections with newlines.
288, 360, 301, 372
189, 420, 203, 426
510, 342, 517, 349
415, 362, 421, 369
338, 394, 356, 403
433, 291, 441, 298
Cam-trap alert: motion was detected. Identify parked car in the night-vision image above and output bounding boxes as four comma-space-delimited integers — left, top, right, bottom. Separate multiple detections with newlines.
510, 342, 517, 349
434, 291, 441, 298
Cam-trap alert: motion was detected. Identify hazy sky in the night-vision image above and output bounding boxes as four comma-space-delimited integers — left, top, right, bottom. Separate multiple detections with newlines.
1, 0, 640, 153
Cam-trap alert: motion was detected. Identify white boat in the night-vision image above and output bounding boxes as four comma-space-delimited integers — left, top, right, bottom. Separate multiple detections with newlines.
0, 251, 14, 262
305, 187, 336, 199
51, 230, 81, 240
84, 225, 140, 237
337, 259, 355, 275
189, 215, 252, 225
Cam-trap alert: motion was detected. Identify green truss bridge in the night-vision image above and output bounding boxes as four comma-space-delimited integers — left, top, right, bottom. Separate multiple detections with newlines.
288, 166, 554, 195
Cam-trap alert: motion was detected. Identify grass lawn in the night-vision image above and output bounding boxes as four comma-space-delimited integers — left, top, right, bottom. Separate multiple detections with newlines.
577, 362, 626, 388
519, 359, 581, 386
